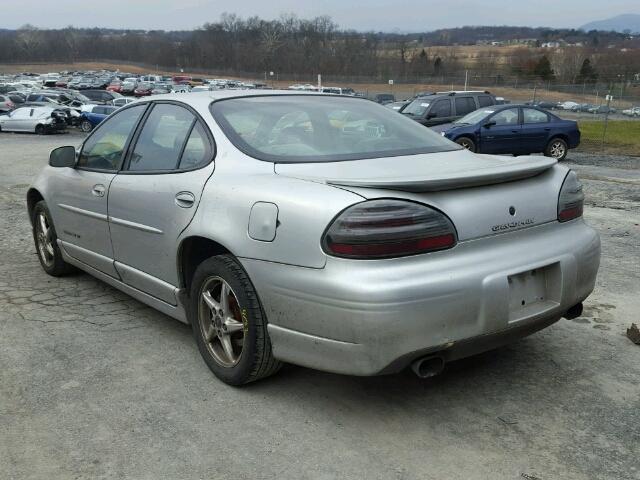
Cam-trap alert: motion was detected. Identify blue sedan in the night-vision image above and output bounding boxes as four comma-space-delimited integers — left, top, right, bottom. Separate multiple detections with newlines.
79, 105, 118, 133
436, 105, 580, 160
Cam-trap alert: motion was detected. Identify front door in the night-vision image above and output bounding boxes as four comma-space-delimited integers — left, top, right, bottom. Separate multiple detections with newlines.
107, 102, 215, 304
424, 98, 454, 126
49, 104, 147, 276
480, 107, 521, 154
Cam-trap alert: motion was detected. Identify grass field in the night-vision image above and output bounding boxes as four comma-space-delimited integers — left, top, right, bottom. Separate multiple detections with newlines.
577, 120, 640, 156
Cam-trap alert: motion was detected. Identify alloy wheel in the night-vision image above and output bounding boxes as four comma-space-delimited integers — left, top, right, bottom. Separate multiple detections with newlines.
35, 211, 55, 268
198, 276, 246, 367
550, 141, 566, 159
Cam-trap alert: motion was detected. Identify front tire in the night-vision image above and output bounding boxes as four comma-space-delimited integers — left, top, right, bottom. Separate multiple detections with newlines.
455, 136, 476, 152
32, 201, 74, 276
545, 137, 568, 161
80, 120, 93, 133
190, 255, 281, 385
35, 124, 45, 135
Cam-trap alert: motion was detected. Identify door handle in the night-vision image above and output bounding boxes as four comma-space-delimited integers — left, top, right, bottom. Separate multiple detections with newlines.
511, 130, 520, 133
91, 184, 106, 197
544, 127, 551, 131
175, 192, 195, 208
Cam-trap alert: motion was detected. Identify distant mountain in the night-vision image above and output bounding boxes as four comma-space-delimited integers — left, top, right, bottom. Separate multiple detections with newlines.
580, 14, 640, 33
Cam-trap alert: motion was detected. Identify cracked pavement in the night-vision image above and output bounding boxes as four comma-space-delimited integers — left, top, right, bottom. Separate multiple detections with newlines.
0, 131, 639, 480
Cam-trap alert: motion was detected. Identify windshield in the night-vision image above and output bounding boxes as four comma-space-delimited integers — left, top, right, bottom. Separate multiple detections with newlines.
455, 108, 496, 124
402, 98, 431, 116
211, 95, 459, 163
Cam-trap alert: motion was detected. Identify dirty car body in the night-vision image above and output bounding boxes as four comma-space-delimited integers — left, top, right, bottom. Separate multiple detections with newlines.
28, 91, 601, 383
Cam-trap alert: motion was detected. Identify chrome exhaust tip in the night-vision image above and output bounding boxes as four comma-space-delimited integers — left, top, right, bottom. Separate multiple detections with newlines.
411, 355, 445, 379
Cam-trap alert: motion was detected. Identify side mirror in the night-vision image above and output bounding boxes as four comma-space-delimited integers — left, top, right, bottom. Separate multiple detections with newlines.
426, 112, 437, 119
49, 146, 76, 168
484, 120, 496, 128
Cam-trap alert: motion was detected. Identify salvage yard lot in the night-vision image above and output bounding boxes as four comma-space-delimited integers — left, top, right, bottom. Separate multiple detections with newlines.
1, 132, 639, 479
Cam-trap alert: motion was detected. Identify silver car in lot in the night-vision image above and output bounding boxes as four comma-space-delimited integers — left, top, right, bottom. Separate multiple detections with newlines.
27, 91, 600, 385
0, 106, 67, 134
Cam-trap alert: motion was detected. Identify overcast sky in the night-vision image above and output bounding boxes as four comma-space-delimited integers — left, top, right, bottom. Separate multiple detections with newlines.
3, 0, 638, 31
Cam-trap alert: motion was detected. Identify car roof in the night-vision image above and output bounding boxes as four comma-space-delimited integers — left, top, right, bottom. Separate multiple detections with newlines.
138, 90, 363, 111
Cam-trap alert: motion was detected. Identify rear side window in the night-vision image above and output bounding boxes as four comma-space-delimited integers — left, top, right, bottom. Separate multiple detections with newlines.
455, 97, 476, 116
523, 108, 549, 124
478, 96, 493, 107
128, 104, 195, 171
178, 122, 212, 169
431, 99, 451, 117
78, 105, 146, 171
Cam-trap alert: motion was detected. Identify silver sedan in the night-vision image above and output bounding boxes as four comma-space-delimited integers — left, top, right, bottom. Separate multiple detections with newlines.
27, 91, 600, 385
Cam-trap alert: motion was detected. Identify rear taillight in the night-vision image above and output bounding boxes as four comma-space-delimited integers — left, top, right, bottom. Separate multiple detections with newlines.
558, 170, 584, 222
322, 199, 457, 259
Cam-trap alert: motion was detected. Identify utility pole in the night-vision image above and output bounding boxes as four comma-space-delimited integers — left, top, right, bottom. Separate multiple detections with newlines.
464, 70, 468, 91
602, 94, 612, 151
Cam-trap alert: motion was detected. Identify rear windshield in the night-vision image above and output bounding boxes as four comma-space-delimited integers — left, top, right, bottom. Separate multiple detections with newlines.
210, 95, 459, 163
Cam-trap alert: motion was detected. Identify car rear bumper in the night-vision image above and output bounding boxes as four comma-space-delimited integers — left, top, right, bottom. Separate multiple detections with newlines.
240, 219, 600, 376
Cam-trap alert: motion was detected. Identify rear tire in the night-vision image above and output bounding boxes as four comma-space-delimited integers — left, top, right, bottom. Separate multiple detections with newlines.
455, 136, 476, 152
32, 201, 75, 276
545, 137, 568, 161
190, 254, 281, 385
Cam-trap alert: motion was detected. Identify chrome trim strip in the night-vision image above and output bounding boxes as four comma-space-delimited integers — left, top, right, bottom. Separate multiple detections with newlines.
108, 216, 163, 234
58, 203, 108, 221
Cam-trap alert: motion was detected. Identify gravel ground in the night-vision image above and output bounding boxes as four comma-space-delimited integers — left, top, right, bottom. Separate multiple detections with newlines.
1, 131, 639, 480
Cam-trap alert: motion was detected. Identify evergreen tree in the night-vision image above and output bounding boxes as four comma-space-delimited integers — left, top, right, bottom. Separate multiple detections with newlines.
576, 58, 598, 83
533, 55, 554, 80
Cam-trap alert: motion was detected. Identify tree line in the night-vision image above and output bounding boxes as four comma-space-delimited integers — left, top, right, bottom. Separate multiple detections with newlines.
0, 15, 639, 85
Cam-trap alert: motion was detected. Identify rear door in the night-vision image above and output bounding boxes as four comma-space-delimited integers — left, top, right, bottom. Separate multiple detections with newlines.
520, 108, 551, 153
48, 104, 147, 276
107, 102, 215, 304
480, 107, 521, 154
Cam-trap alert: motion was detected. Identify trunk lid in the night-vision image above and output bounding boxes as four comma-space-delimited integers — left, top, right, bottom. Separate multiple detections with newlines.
275, 150, 565, 241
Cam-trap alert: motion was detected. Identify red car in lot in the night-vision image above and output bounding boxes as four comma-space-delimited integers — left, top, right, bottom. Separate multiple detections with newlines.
106, 81, 123, 93
133, 82, 153, 97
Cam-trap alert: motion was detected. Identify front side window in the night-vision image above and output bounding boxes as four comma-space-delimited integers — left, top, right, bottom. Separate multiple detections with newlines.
491, 108, 519, 126
455, 97, 477, 116
128, 104, 195, 171
78, 104, 145, 171
523, 108, 549, 124
211, 95, 458, 163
